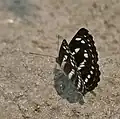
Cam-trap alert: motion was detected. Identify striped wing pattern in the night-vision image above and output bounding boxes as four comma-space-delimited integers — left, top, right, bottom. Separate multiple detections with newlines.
56, 28, 100, 95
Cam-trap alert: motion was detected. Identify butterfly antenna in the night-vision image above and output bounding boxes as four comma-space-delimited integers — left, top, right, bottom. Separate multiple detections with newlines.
55, 34, 63, 69
56, 34, 60, 53
13, 50, 56, 58
29, 52, 56, 58
55, 34, 60, 69
56, 34, 64, 53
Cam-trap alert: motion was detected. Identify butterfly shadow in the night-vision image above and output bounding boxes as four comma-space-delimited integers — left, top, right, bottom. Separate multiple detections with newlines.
53, 66, 85, 104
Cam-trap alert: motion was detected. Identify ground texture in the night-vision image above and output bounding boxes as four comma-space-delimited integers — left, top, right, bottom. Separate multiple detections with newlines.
0, 0, 120, 119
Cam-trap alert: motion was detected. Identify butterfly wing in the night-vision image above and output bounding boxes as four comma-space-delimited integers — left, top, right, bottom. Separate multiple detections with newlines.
56, 39, 85, 93
69, 28, 100, 92
56, 39, 77, 78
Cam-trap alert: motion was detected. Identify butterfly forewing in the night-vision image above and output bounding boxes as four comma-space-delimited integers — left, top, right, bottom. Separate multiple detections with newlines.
56, 40, 77, 79
68, 28, 100, 92
56, 39, 86, 93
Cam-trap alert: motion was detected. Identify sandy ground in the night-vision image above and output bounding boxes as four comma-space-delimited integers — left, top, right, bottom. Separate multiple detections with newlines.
0, 0, 120, 119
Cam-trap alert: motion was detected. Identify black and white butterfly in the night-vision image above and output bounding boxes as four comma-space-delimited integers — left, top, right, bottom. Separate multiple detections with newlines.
56, 28, 100, 95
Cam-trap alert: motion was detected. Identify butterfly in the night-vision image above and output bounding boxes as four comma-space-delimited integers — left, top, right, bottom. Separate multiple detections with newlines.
56, 28, 101, 95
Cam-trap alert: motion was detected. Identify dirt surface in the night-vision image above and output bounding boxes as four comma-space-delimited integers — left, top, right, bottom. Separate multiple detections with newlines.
0, 0, 120, 119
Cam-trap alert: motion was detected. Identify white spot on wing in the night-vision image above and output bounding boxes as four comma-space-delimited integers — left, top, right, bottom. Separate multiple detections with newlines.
71, 61, 75, 66
81, 40, 85, 44
90, 49, 92, 52
66, 49, 69, 54
75, 38, 81, 41
84, 59, 87, 63
79, 64, 85, 68
84, 50, 87, 53
85, 78, 88, 82
61, 61, 66, 70
64, 55, 67, 59
70, 59, 75, 66
91, 66, 94, 69
78, 67, 81, 70
68, 69, 75, 79
87, 74, 91, 79
84, 53, 88, 58
92, 55, 94, 58
78, 75, 81, 78
63, 46, 66, 49
77, 79, 81, 89
72, 52, 75, 55
81, 59, 86, 65
88, 44, 91, 47
90, 70, 93, 74
75, 48, 80, 53
81, 62, 84, 65
63, 55, 68, 61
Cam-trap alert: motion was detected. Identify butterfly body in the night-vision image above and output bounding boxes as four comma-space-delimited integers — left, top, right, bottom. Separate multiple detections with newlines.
56, 28, 100, 95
